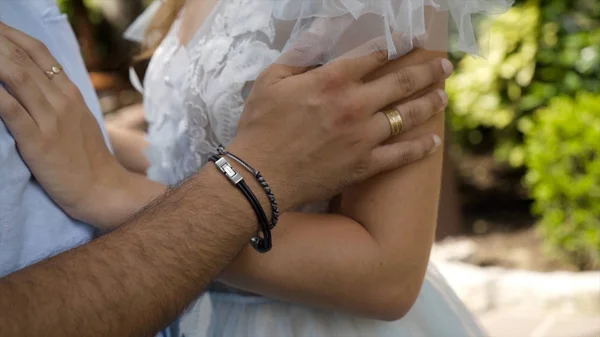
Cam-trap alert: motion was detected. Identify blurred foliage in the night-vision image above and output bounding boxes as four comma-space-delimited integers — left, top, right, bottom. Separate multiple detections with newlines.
448, 0, 600, 167
56, 0, 149, 70
448, 0, 600, 268
57, 0, 152, 23
57, 0, 103, 24
523, 93, 600, 270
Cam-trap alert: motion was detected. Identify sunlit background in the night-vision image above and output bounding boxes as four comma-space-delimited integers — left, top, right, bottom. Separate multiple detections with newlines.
57, 0, 600, 336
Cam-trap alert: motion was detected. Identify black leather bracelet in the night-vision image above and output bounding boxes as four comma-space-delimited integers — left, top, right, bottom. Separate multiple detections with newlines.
209, 155, 272, 253
217, 146, 280, 229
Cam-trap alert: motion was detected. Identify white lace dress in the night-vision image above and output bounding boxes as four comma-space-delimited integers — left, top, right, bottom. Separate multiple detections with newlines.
139, 1, 512, 336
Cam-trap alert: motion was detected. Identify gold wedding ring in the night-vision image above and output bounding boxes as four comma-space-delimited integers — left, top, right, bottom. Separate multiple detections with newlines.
382, 108, 404, 137
44, 65, 63, 80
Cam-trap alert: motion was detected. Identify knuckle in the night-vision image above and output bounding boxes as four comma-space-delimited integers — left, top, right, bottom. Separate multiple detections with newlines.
10, 69, 30, 86
330, 97, 362, 127
371, 48, 389, 65
333, 113, 355, 130
430, 59, 445, 82
341, 97, 364, 115
37, 133, 56, 152
9, 47, 29, 65
400, 146, 418, 165
318, 69, 345, 90
63, 83, 82, 102
404, 105, 419, 127
33, 39, 49, 55
394, 70, 415, 93
54, 100, 70, 116
2, 100, 23, 122
354, 160, 371, 180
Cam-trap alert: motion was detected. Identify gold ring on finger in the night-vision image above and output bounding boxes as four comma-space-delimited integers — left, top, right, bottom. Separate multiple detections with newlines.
44, 64, 63, 80
382, 108, 404, 137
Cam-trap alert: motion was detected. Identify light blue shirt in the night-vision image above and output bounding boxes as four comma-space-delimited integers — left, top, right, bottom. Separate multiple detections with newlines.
0, 3, 179, 336
0, 0, 110, 276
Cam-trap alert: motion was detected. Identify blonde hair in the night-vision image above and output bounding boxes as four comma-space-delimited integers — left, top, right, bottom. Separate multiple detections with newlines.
137, 0, 186, 60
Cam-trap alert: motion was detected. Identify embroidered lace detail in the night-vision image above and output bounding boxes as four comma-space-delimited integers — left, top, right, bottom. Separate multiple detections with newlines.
144, 0, 279, 185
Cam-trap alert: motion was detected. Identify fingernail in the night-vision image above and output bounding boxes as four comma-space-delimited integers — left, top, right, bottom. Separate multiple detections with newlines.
431, 135, 442, 153
437, 89, 448, 106
441, 59, 453, 78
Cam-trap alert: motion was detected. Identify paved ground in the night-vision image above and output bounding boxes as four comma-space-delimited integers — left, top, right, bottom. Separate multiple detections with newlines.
479, 310, 600, 337
432, 241, 600, 337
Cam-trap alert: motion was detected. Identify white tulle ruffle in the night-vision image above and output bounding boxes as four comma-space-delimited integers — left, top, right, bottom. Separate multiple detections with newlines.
127, 0, 513, 67
271, 0, 514, 65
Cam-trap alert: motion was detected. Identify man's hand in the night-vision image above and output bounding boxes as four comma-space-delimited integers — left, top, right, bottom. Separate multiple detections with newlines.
234, 47, 451, 209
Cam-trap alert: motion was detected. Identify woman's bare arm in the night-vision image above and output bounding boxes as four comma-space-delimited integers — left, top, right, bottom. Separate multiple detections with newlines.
220, 11, 449, 320
105, 123, 150, 175
220, 58, 448, 323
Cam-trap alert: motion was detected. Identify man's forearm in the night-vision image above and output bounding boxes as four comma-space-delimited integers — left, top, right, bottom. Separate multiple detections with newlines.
0, 166, 257, 337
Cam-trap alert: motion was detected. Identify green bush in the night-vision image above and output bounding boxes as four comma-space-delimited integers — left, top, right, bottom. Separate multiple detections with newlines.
523, 93, 600, 269
448, 0, 600, 269
447, 0, 600, 166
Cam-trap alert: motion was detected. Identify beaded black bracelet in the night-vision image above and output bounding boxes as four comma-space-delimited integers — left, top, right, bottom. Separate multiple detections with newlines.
217, 145, 280, 229
209, 154, 272, 253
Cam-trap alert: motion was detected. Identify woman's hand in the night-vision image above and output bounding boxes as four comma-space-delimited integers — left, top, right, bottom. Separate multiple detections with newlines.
0, 23, 163, 230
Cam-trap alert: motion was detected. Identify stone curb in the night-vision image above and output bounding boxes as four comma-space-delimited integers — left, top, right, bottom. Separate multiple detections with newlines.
431, 250, 600, 315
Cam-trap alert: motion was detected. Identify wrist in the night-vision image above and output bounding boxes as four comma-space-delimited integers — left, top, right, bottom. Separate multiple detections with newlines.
71, 162, 145, 230
225, 158, 272, 219
226, 139, 295, 212
188, 165, 261, 242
